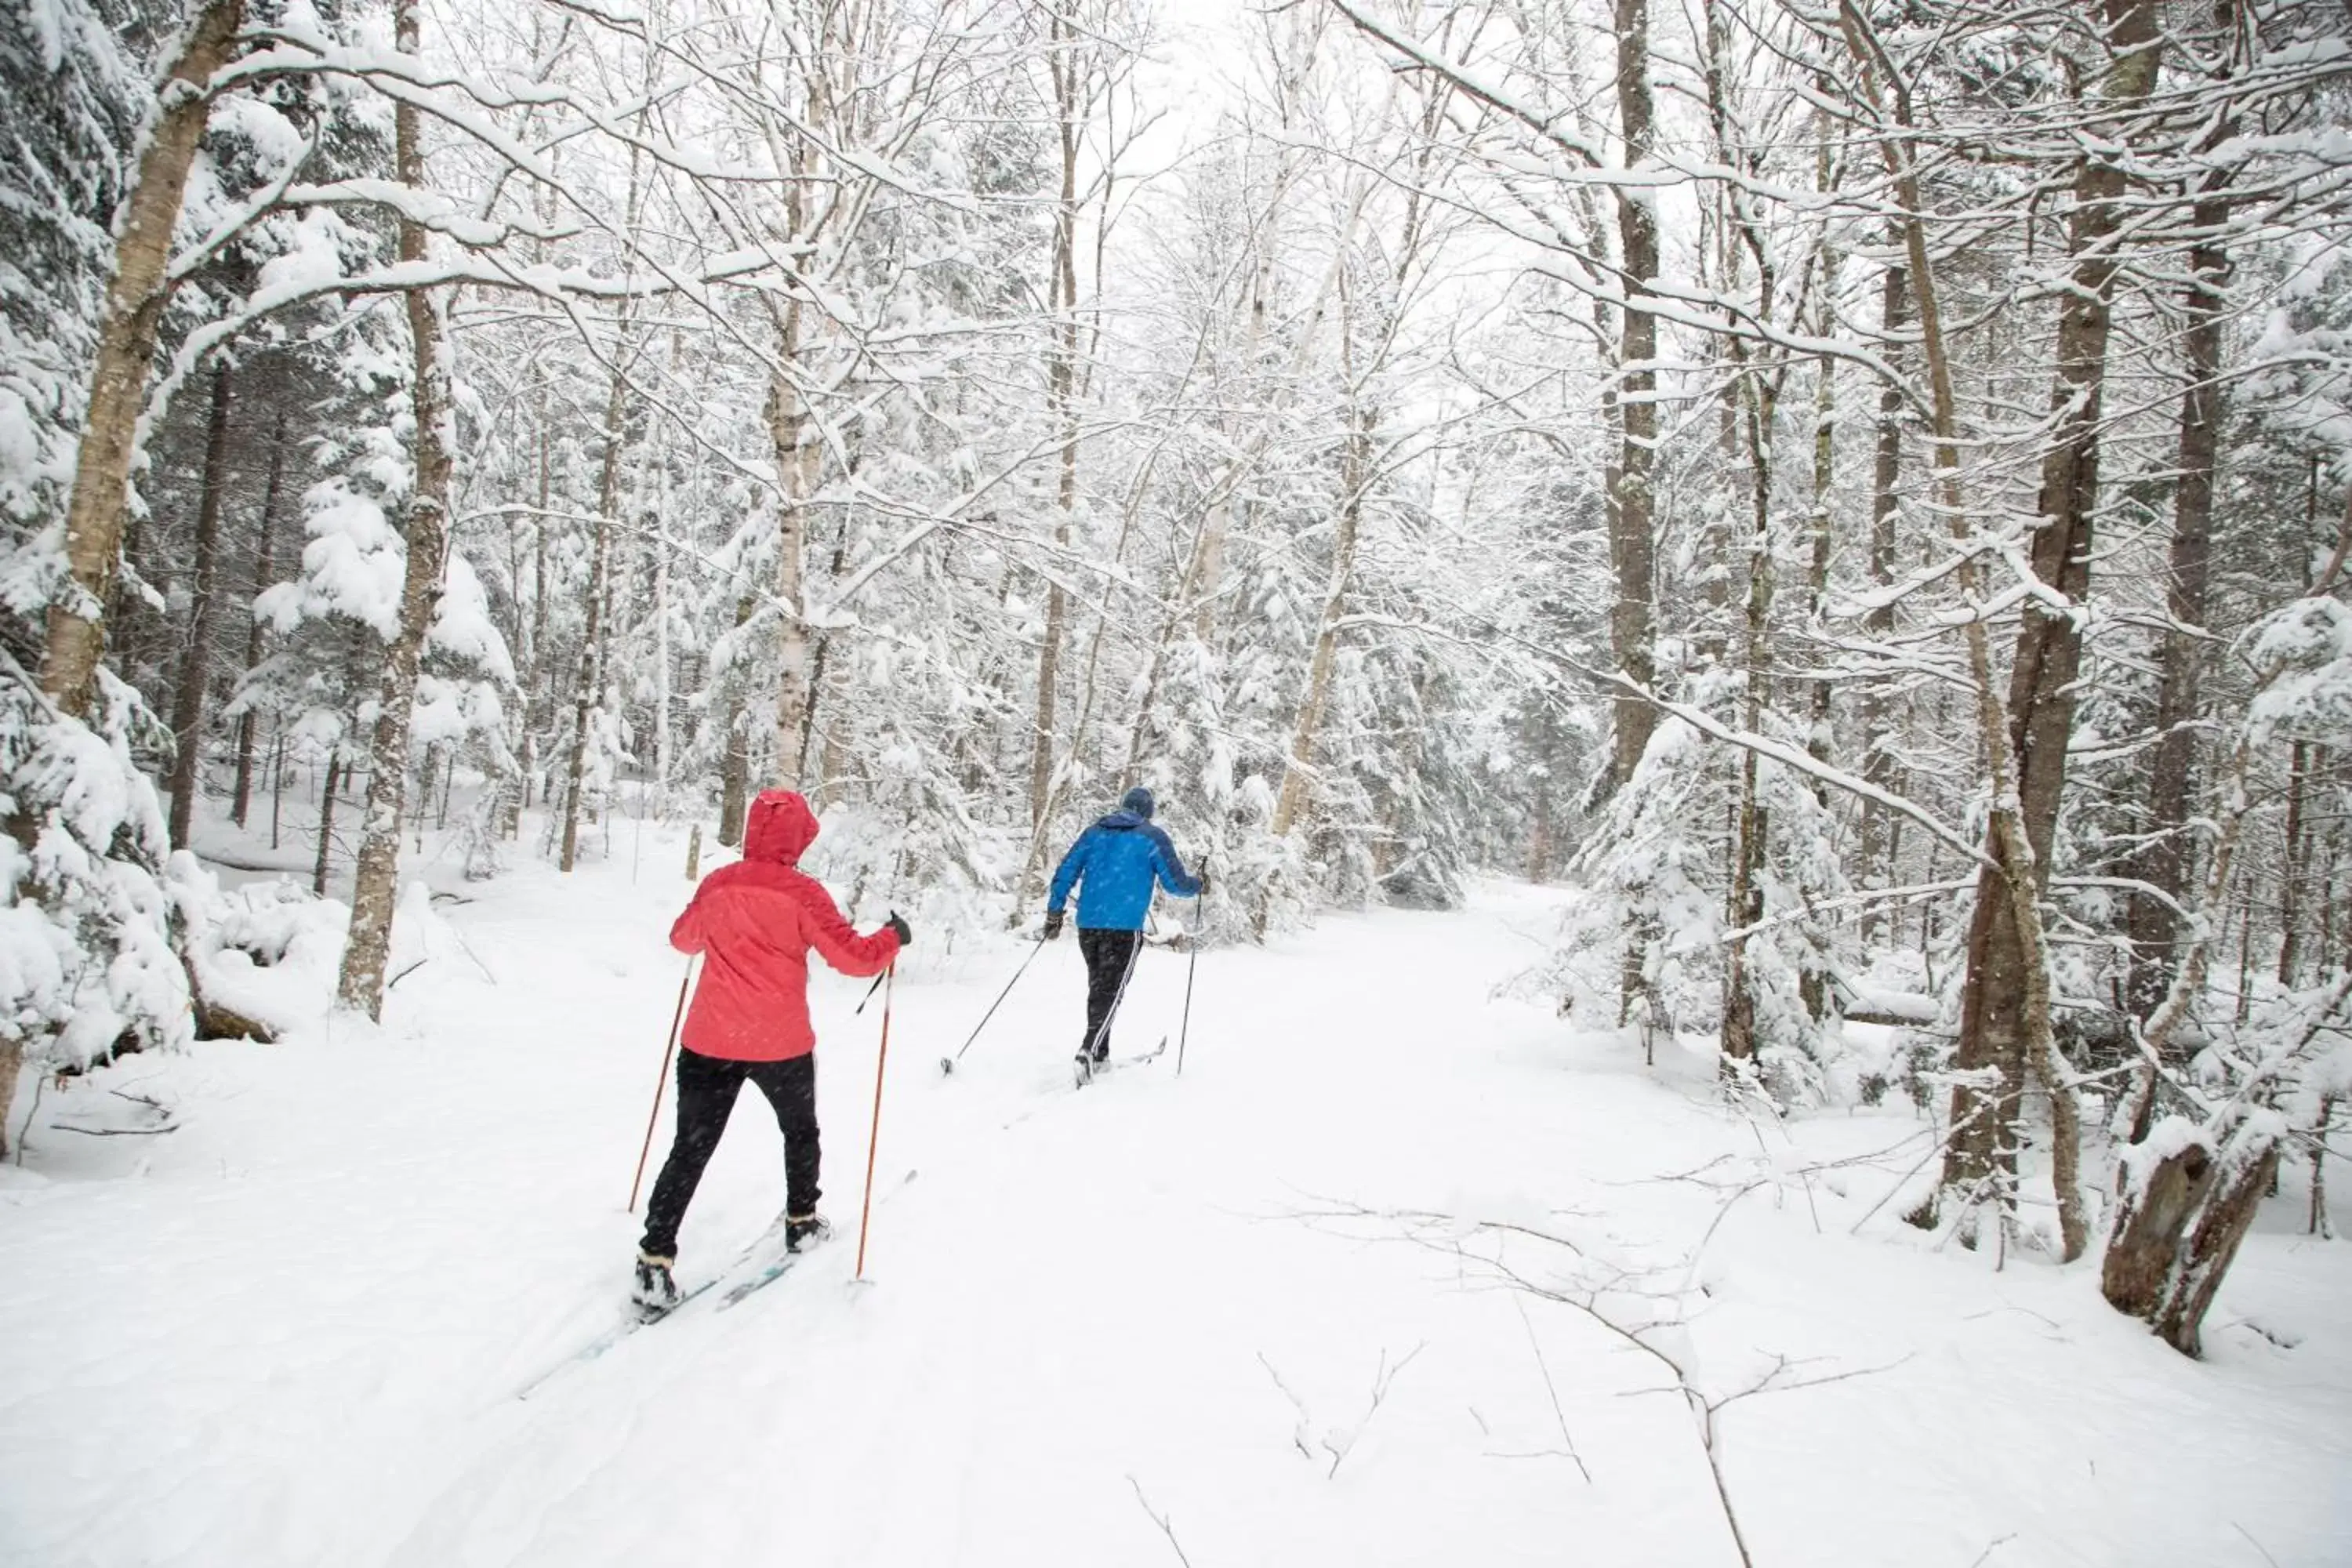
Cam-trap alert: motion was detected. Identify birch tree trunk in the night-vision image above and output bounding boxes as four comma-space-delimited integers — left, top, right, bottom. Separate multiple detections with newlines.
39, 0, 246, 719
167, 361, 235, 849
763, 103, 821, 798
652, 464, 672, 818
769, 359, 817, 791
1607, 0, 1659, 790
763, 28, 829, 795
560, 354, 629, 872
335, 0, 455, 1020
506, 423, 550, 830
717, 592, 754, 846
1029, 4, 1083, 837
1702, 1, 1784, 1062
1722, 358, 1777, 1062
2311, 1094, 2336, 1237
1800, 285, 1838, 1024
2279, 742, 2310, 984
1858, 261, 1906, 943
1806, 342, 1836, 773
231, 404, 287, 829
1606, 0, 1663, 1028
313, 753, 339, 898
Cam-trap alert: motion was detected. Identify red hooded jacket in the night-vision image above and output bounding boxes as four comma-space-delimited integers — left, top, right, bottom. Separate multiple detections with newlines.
669, 790, 901, 1062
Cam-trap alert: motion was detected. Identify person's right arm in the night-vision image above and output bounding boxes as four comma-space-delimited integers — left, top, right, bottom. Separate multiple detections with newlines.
1047, 828, 1094, 915
669, 895, 707, 954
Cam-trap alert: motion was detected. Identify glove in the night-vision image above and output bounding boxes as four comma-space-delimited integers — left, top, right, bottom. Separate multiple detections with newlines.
1043, 910, 1065, 941
885, 910, 913, 949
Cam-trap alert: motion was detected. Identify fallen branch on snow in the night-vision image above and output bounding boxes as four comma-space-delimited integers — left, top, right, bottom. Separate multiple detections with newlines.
50, 1121, 181, 1137
1126, 1475, 1193, 1568
1255, 1341, 1429, 1478
1508, 1291, 1592, 1483
1289, 1196, 1912, 1568
1329, 1342, 1425, 1479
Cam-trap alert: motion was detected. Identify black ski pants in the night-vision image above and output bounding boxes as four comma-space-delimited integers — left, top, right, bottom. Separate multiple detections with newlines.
1078, 927, 1145, 1060
640, 1047, 818, 1261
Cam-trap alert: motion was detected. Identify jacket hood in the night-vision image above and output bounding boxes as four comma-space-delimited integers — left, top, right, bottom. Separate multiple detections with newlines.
743, 789, 819, 866
1099, 810, 1149, 832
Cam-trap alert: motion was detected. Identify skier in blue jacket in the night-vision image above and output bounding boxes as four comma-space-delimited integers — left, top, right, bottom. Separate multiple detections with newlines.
1045, 786, 1203, 1065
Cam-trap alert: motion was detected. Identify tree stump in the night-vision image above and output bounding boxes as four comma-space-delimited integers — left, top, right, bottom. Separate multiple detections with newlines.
2102, 1115, 2281, 1356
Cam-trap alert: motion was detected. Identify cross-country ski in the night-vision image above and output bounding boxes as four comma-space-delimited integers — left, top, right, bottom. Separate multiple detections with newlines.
515, 1213, 798, 1400
1074, 1036, 1168, 1088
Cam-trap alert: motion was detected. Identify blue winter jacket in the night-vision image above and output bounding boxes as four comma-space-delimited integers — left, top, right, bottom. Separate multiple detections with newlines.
1048, 811, 1201, 931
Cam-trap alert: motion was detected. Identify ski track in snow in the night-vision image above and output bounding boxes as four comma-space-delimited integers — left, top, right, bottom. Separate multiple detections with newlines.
3, 829, 2350, 1567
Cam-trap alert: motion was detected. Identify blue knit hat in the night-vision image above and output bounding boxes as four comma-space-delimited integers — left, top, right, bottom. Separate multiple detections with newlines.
1120, 786, 1156, 818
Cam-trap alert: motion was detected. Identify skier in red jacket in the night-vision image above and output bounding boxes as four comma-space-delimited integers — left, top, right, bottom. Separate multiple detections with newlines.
633, 789, 908, 1312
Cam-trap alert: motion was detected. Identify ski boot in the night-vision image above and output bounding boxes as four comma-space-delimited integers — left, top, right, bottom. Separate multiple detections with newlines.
632, 1252, 681, 1316
785, 1213, 833, 1253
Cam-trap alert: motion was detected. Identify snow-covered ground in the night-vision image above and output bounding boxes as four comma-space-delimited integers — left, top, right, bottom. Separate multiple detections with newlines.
4, 816, 2349, 1567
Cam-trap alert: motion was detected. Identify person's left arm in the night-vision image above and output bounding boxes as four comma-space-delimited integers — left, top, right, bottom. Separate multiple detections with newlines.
797, 880, 902, 976
1149, 828, 1202, 898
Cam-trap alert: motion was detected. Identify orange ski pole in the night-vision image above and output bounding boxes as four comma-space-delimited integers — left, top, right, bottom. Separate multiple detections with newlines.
627, 956, 695, 1212
854, 960, 897, 1280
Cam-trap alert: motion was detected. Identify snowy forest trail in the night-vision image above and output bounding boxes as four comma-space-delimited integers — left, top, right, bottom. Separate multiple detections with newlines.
3, 836, 2350, 1568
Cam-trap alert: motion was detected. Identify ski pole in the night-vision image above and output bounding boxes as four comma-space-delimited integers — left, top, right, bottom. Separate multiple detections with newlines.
855, 961, 896, 1282
855, 968, 888, 1014
1176, 861, 1216, 1075
627, 956, 695, 1212
1177, 913, 1200, 1076
939, 938, 1046, 1075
